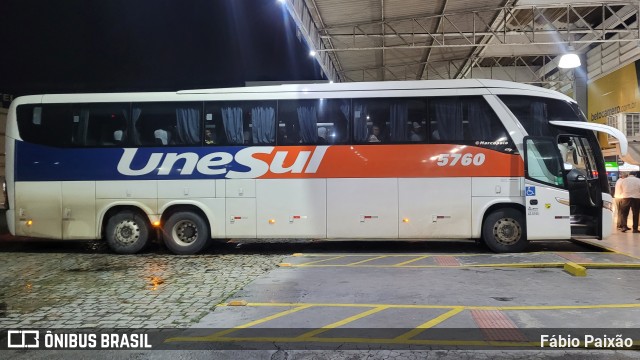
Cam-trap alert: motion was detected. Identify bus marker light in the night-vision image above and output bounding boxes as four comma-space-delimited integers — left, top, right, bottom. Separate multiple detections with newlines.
26, 220, 33, 226
402, 218, 410, 223
292, 253, 303, 257
152, 221, 161, 227
269, 219, 276, 224
279, 263, 292, 267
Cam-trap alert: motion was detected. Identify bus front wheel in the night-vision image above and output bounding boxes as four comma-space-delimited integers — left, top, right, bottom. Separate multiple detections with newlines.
482, 208, 528, 253
105, 211, 150, 254
162, 211, 210, 255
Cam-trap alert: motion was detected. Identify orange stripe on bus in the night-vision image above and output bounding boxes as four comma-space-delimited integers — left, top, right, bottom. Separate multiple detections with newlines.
255, 144, 523, 179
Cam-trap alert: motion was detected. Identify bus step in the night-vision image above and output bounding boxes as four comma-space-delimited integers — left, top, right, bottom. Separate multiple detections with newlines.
571, 224, 594, 236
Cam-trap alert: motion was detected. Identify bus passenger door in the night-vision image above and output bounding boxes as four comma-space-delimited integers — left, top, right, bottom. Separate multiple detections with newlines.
523, 137, 571, 240
62, 181, 96, 239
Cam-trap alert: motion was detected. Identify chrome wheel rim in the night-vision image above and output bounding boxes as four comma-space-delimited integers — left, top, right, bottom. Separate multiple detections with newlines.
172, 220, 198, 246
492, 218, 521, 246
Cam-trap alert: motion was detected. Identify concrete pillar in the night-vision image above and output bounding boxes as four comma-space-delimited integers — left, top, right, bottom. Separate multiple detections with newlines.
574, 54, 588, 114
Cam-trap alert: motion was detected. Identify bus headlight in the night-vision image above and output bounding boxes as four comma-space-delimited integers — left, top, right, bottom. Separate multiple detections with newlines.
602, 200, 613, 211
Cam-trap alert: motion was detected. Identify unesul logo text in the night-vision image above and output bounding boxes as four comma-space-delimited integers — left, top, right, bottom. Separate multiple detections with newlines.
117, 146, 329, 178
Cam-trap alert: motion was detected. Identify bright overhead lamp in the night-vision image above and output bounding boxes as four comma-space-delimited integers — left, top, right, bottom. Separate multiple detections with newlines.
309, 50, 317, 56
558, 46, 581, 69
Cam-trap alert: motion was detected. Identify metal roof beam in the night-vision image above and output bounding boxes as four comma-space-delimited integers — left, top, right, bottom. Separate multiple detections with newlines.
533, 4, 638, 81
415, 0, 449, 80
282, 0, 340, 81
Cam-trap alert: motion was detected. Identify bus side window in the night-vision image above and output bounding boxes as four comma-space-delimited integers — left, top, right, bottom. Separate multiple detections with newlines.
429, 97, 463, 142
73, 103, 129, 147
134, 102, 202, 146
205, 101, 276, 146
16, 104, 74, 147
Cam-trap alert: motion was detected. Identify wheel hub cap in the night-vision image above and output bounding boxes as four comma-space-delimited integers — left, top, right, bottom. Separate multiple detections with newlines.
493, 218, 521, 246
173, 220, 198, 246
114, 220, 140, 246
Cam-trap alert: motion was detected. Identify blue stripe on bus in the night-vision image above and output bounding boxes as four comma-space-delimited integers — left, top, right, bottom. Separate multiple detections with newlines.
14, 142, 251, 181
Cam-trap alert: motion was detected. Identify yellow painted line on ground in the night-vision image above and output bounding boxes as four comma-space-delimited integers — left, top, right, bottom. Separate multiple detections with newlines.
579, 263, 640, 268
182, 305, 313, 340
166, 334, 640, 349
393, 255, 430, 266
283, 262, 640, 270
394, 307, 465, 341
295, 306, 390, 339
242, 302, 640, 311
166, 335, 541, 348
295, 255, 348, 266
344, 255, 390, 266
285, 262, 565, 268
571, 239, 640, 260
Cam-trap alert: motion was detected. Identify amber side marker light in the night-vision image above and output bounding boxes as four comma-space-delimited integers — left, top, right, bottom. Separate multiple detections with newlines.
26, 220, 33, 226
268, 219, 276, 224
402, 218, 410, 223
152, 221, 161, 227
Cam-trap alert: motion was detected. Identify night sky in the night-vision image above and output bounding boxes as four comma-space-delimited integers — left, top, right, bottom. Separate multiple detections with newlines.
0, 0, 325, 97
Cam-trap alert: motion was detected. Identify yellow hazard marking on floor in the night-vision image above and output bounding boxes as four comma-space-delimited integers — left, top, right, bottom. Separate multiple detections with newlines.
167, 335, 541, 348
571, 239, 640, 260
166, 301, 640, 347
295, 306, 390, 339
242, 302, 640, 311
187, 305, 313, 339
283, 261, 640, 270
394, 307, 465, 341
344, 255, 390, 266
393, 255, 430, 266
295, 255, 348, 266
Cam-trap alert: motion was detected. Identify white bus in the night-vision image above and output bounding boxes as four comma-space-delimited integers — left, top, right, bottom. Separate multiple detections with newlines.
4, 80, 628, 254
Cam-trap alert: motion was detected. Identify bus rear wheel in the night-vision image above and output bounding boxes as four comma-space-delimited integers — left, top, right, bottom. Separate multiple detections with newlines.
162, 211, 210, 255
105, 211, 150, 254
482, 208, 528, 253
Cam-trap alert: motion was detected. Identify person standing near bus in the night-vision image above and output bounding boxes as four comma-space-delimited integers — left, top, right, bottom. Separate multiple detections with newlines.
619, 171, 640, 233
615, 172, 629, 231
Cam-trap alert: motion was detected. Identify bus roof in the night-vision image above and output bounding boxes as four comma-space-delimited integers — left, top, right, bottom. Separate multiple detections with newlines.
178, 79, 569, 98
13, 79, 574, 105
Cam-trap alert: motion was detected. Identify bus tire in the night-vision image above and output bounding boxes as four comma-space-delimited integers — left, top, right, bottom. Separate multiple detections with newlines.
482, 208, 528, 253
162, 211, 210, 255
105, 211, 150, 254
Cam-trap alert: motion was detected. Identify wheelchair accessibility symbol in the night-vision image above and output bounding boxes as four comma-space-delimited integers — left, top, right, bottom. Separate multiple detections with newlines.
525, 186, 536, 197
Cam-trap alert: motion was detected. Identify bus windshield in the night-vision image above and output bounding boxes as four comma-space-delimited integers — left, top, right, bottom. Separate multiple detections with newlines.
499, 95, 583, 138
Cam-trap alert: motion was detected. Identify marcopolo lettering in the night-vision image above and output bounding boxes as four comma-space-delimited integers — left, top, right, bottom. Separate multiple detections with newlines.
117, 146, 329, 178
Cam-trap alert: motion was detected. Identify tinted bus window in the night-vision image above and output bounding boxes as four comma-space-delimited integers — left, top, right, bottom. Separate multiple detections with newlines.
499, 95, 581, 137
429, 96, 512, 150
205, 101, 276, 146
17, 104, 74, 147
429, 97, 505, 141
352, 98, 427, 144
133, 102, 202, 146
71, 103, 129, 147
278, 99, 350, 145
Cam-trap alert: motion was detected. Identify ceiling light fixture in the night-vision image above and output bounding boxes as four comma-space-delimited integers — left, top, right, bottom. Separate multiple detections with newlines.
558, 45, 581, 69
